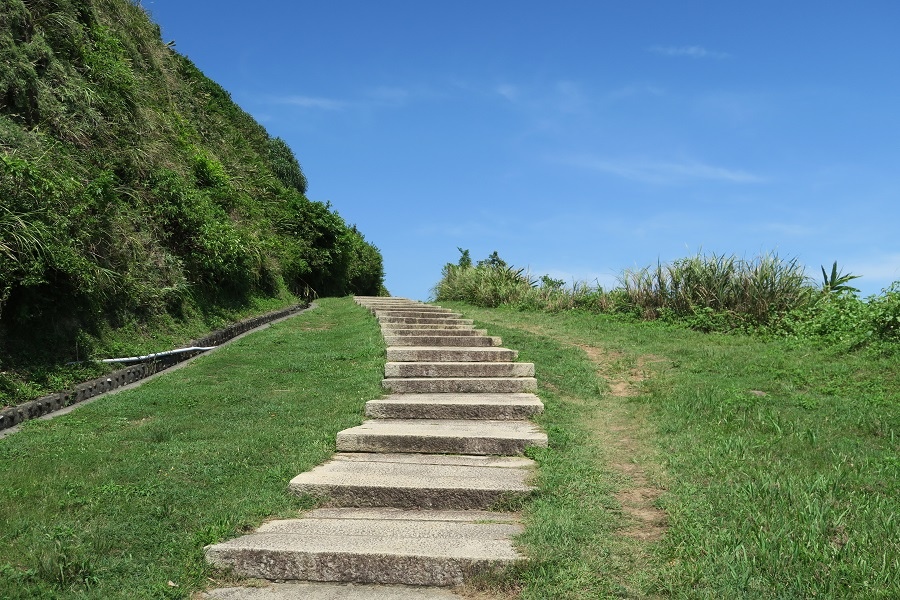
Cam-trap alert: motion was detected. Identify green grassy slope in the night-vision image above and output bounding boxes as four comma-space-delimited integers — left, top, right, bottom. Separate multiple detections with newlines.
0, 298, 384, 599
0, 0, 386, 404
1, 298, 896, 597
450, 302, 899, 599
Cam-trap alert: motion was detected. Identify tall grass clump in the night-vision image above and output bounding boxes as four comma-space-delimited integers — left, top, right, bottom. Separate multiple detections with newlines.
433, 250, 898, 352
434, 249, 814, 328
619, 252, 812, 328
433, 249, 535, 307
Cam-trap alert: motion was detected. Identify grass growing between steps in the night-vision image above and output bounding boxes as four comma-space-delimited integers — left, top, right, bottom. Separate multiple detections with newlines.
445, 302, 900, 599
0, 298, 384, 600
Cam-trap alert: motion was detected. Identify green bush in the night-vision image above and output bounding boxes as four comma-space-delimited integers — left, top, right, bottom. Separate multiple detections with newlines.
433, 249, 535, 307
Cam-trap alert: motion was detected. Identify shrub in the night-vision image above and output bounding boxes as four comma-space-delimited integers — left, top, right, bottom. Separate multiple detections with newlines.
433, 249, 535, 307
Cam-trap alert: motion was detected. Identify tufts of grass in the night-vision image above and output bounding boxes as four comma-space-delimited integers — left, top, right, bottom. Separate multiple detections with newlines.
619, 251, 811, 327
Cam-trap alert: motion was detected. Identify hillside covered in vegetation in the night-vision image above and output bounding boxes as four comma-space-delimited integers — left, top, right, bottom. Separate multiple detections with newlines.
0, 0, 385, 402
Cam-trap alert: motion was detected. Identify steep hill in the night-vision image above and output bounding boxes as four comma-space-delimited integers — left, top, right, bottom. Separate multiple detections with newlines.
0, 0, 385, 399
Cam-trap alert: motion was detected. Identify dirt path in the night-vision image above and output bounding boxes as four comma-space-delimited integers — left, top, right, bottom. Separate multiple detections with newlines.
577, 345, 669, 543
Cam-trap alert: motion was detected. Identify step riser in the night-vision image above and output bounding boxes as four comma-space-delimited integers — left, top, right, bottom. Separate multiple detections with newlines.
378, 318, 474, 325
366, 402, 543, 420
289, 484, 529, 511
205, 549, 512, 587
385, 363, 534, 378
380, 324, 476, 331
380, 329, 488, 337
384, 337, 500, 347
373, 311, 463, 319
383, 378, 538, 394
336, 435, 537, 455
386, 348, 518, 362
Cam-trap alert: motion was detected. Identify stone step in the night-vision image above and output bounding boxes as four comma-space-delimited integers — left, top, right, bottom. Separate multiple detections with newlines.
372, 306, 449, 312
384, 336, 501, 347
366, 393, 544, 420
381, 323, 475, 331
379, 317, 474, 326
288, 453, 535, 509
204, 508, 524, 587
385, 362, 534, 378
380, 328, 488, 337
386, 347, 518, 362
200, 582, 465, 599
335, 419, 547, 455
383, 377, 538, 394
373, 311, 463, 319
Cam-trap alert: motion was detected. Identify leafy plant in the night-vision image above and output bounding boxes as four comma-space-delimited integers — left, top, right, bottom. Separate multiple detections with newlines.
820, 261, 861, 294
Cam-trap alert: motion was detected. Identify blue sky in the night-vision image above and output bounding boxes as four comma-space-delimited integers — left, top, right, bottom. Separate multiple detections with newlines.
144, 1, 900, 299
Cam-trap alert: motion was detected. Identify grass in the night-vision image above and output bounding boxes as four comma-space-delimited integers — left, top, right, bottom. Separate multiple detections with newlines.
444, 302, 900, 598
2, 295, 897, 598
0, 291, 300, 407
0, 298, 384, 599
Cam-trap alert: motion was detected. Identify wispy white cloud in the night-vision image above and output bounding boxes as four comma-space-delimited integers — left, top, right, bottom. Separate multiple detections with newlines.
365, 86, 411, 106
271, 95, 348, 110
267, 85, 425, 112
649, 45, 730, 59
560, 155, 764, 185
495, 83, 520, 102
603, 84, 666, 102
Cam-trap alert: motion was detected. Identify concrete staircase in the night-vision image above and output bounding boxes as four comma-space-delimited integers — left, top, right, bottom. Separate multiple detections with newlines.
202, 298, 547, 599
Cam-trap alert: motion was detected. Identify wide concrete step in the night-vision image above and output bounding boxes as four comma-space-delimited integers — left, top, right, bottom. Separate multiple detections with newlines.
288, 453, 535, 509
383, 377, 538, 394
336, 419, 547, 455
380, 323, 477, 331
201, 582, 465, 599
384, 336, 501, 347
366, 393, 544, 420
204, 508, 524, 586
378, 317, 474, 326
386, 347, 518, 362
380, 328, 488, 337
360, 301, 442, 308
385, 362, 534, 378
374, 311, 463, 319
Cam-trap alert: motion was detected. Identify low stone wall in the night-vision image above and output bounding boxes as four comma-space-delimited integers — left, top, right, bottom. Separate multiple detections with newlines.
0, 303, 308, 432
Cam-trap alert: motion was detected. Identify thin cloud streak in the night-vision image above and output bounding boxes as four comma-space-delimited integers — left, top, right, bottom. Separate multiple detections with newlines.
271, 95, 348, 110
649, 45, 730, 59
495, 84, 519, 102
560, 155, 765, 185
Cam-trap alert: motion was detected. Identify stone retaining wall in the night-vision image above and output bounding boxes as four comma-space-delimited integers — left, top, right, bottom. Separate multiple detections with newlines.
0, 303, 308, 432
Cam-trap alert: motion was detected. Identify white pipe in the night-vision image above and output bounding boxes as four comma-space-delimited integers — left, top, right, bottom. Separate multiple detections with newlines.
96, 346, 217, 364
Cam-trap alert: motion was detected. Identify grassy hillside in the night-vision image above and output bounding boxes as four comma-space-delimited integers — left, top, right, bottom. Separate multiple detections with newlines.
1, 297, 895, 598
0, 0, 385, 404
448, 302, 899, 598
0, 299, 384, 599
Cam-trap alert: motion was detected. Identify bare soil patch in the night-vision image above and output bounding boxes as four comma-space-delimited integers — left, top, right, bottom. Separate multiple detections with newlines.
577, 344, 669, 543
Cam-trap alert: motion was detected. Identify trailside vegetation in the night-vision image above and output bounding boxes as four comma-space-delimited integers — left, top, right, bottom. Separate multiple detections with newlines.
0, 0, 386, 404
434, 249, 900, 353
